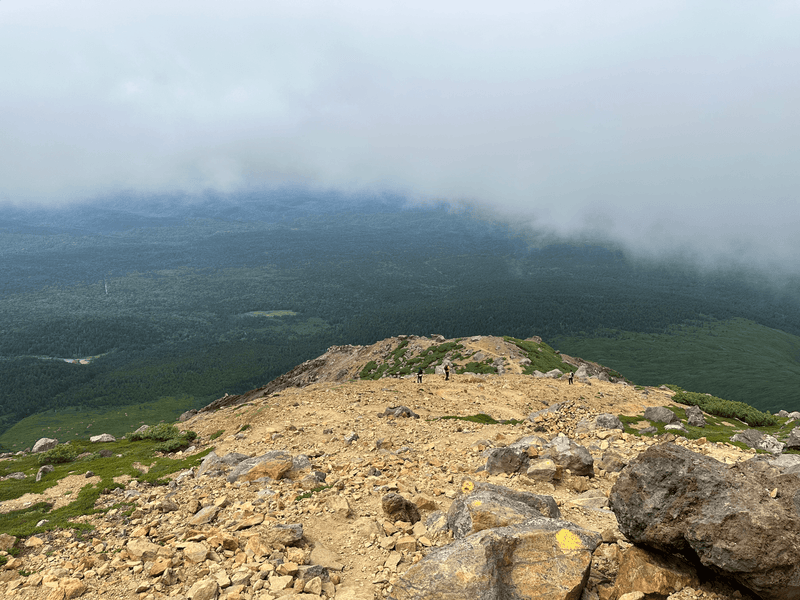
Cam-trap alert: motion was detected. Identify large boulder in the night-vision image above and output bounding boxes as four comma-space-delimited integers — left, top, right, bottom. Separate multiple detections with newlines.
643, 406, 678, 424
32, 438, 58, 453
390, 517, 600, 600
89, 433, 116, 443
382, 493, 421, 524
610, 442, 800, 600
784, 426, 800, 450
684, 405, 706, 427
446, 480, 559, 538
595, 413, 624, 430
226, 450, 295, 483
540, 434, 594, 477
731, 429, 785, 454
614, 545, 700, 599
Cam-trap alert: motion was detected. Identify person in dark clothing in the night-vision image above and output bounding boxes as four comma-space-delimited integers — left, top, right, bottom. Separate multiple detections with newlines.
568, 371, 574, 385
444, 364, 450, 381
417, 369, 423, 383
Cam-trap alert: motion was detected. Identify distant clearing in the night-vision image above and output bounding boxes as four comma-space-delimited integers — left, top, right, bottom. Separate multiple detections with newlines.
241, 310, 297, 317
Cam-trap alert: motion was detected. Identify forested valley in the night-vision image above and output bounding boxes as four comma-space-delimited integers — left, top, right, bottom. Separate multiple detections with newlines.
2, 194, 799, 449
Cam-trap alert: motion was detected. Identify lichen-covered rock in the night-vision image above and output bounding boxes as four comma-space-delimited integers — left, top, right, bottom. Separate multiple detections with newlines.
447, 481, 560, 539
610, 442, 800, 600
391, 517, 600, 600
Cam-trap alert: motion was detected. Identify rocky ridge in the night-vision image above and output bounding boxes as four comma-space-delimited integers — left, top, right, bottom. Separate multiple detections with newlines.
0, 334, 795, 600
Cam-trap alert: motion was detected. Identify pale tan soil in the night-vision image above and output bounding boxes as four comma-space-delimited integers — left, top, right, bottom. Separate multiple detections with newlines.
0, 368, 755, 600
1, 474, 101, 514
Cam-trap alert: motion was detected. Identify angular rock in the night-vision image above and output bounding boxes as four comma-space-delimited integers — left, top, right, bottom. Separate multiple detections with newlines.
186, 579, 219, 600
382, 493, 421, 524
188, 504, 221, 526
643, 406, 678, 424
89, 433, 116, 443
380, 406, 420, 419
540, 434, 594, 477
391, 517, 600, 600
484, 447, 527, 475
685, 405, 706, 427
595, 413, 624, 430
447, 480, 559, 538
226, 450, 294, 483
0, 533, 16, 552
597, 450, 626, 473
614, 545, 700, 599
263, 523, 304, 546
610, 442, 800, 600
32, 438, 58, 453
523, 458, 562, 482
126, 539, 161, 562
731, 429, 785, 455
36, 464, 55, 482
785, 426, 800, 451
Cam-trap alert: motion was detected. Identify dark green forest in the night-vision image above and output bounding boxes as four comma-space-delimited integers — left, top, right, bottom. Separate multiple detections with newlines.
2, 196, 799, 449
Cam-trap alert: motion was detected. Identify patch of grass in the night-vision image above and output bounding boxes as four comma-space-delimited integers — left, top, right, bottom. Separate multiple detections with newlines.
210, 429, 224, 440
0, 435, 212, 536
295, 484, 332, 502
503, 337, 575, 375
456, 360, 497, 375
556, 318, 800, 414
238, 424, 251, 433
434, 414, 523, 426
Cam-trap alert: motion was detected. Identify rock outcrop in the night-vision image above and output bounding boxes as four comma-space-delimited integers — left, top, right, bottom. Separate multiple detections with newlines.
610, 442, 800, 600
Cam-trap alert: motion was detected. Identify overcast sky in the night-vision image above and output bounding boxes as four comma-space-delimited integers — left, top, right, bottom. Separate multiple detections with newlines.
1, 1, 799, 272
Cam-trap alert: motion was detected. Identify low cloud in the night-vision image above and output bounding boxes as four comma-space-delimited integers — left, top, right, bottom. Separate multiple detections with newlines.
2, 1, 799, 273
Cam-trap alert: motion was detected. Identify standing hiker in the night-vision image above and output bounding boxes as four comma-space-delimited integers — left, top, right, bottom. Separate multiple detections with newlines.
417, 369, 423, 383
444, 364, 450, 381
568, 371, 574, 385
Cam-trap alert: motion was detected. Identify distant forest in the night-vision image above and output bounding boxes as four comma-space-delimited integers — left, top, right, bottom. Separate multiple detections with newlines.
1, 194, 799, 445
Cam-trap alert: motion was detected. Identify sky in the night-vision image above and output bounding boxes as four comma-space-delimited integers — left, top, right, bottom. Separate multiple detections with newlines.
1, 1, 799, 273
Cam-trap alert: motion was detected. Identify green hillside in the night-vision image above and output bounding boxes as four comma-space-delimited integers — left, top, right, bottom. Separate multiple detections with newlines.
556, 317, 800, 414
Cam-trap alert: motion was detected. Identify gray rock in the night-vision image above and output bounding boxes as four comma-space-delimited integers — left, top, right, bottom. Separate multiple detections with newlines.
31, 438, 58, 453
178, 409, 198, 422
380, 406, 420, 419
685, 405, 706, 427
785, 426, 800, 450
226, 450, 294, 483
391, 517, 600, 600
89, 433, 116, 443
731, 429, 785, 455
540, 434, 594, 477
5, 472, 26, 480
643, 406, 678, 424
484, 447, 527, 475
595, 413, 624, 430
610, 442, 800, 600
446, 481, 559, 538
527, 402, 563, 421
597, 450, 626, 473
382, 493, 421, 524
36, 464, 54, 482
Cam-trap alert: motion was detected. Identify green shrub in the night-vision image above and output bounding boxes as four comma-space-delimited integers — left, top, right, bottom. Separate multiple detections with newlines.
38, 444, 78, 465
673, 391, 778, 427
210, 430, 224, 440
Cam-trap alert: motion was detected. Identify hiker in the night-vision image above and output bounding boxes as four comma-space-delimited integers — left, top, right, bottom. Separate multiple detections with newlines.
444, 364, 450, 381
568, 371, 574, 385
417, 369, 423, 383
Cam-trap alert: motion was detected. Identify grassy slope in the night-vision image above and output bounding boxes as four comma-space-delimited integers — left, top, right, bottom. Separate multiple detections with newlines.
556, 317, 800, 414
0, 397, 193, 452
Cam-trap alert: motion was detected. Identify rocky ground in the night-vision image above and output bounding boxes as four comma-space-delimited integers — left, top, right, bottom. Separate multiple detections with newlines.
0, 336, 766, 600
